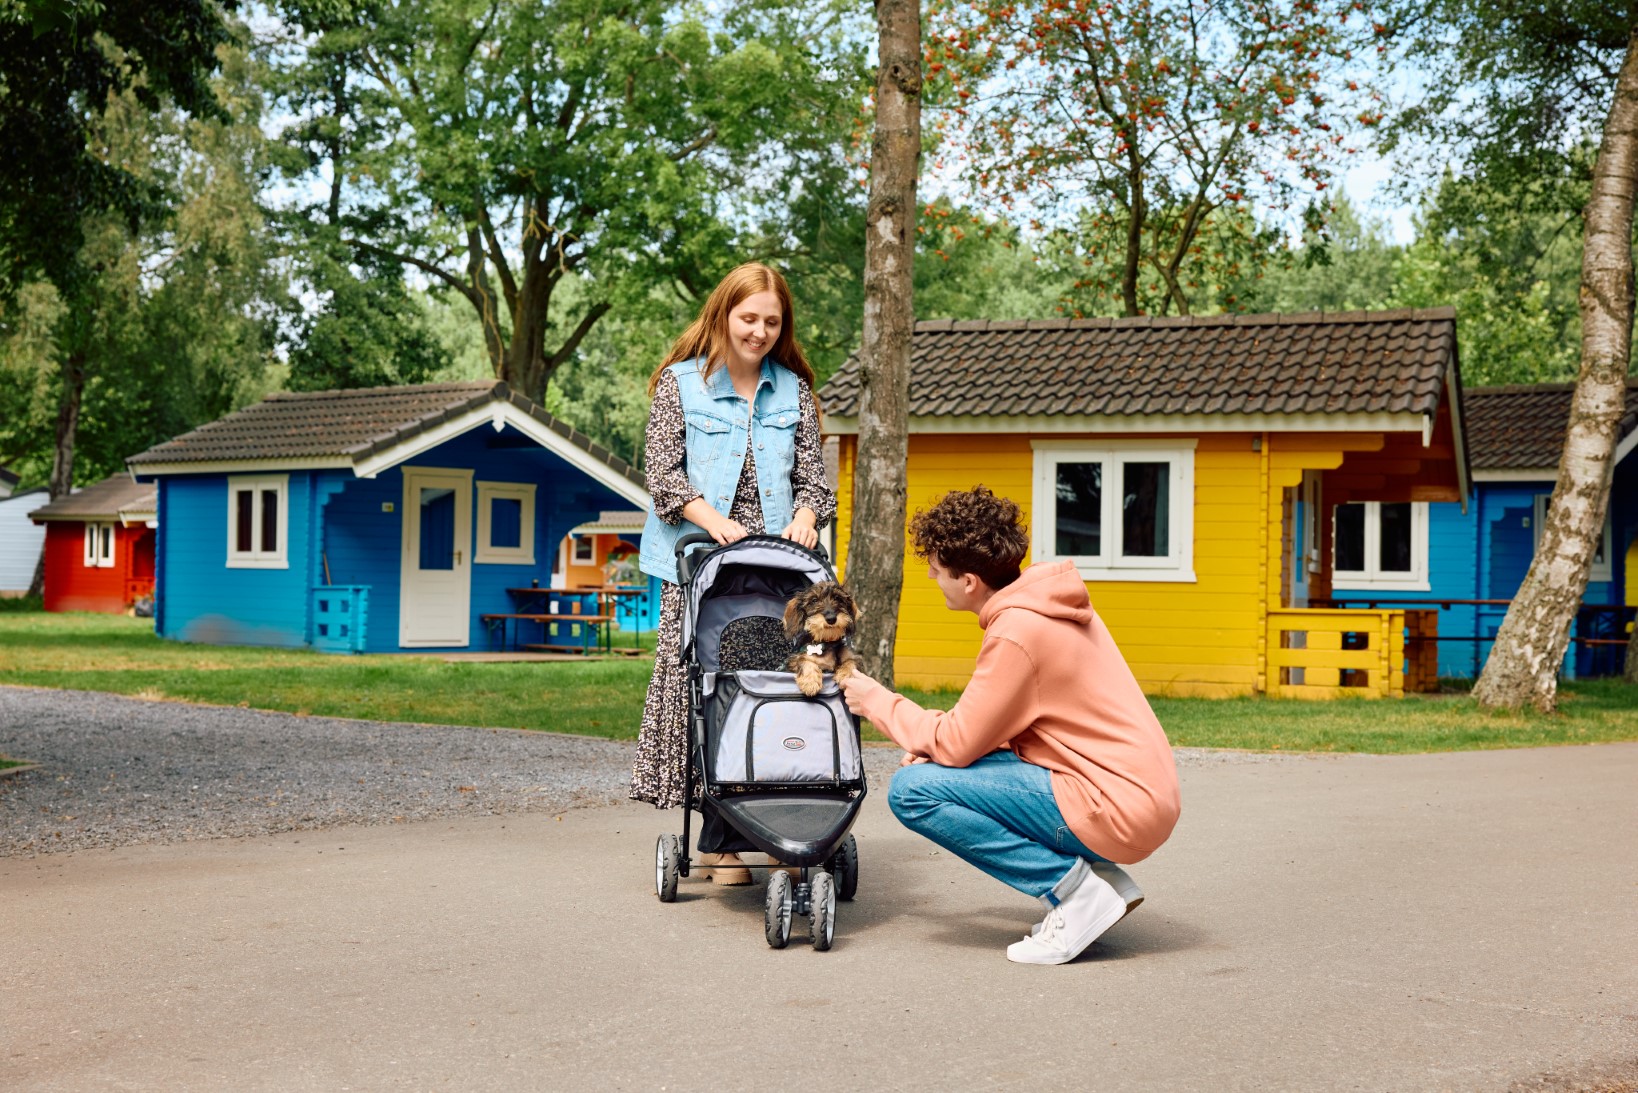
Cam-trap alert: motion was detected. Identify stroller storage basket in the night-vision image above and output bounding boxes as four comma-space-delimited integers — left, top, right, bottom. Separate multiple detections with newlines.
705, 670, 861, 786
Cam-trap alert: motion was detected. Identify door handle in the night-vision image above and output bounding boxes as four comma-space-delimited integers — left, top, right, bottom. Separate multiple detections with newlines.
454, 549, 462, 566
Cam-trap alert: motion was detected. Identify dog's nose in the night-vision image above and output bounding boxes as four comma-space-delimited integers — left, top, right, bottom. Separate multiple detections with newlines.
823, 610, 837, 623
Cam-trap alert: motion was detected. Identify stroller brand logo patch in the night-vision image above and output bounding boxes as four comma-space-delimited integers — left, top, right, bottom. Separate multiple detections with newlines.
782, 737, 807, 751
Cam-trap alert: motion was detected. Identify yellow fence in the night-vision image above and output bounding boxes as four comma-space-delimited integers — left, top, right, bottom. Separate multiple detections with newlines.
1266, 608, 1438, 699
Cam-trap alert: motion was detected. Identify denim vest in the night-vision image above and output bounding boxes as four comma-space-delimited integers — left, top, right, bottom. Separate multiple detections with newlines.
639, 356, 803, 583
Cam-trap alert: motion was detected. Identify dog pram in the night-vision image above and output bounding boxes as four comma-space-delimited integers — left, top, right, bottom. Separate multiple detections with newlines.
653, 534, 865, 950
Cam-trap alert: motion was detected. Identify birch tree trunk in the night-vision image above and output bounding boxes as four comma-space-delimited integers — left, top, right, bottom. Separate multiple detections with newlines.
847, 0, 921, 688
1473, 30, 1638, 712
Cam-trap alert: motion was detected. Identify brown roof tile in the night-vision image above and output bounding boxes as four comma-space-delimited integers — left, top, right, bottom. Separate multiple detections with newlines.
819, 308, 1460, 421
1463, 383, 1638, 470
127, 381, 643, 488
29, 476, 157, 521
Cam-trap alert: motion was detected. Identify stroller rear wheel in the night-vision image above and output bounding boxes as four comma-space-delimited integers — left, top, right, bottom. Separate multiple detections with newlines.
764, 870, 793, 948
809, 870, 836, 951
655, 834, 681, 903
828, 834, 859, 902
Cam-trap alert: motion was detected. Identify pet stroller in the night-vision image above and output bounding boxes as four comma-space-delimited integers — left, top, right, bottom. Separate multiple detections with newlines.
653, 533, 865, 951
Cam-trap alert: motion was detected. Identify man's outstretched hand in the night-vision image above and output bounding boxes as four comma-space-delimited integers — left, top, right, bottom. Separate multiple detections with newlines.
839, 671, 930, 767
837, 669, 882, 716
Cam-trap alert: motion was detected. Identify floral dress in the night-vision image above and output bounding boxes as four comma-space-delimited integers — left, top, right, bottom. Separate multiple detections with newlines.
629, 368, 835, 808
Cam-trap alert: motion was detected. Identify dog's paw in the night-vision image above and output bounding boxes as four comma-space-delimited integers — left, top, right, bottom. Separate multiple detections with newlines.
793, 661, 824, 696
832, 657, 858, 683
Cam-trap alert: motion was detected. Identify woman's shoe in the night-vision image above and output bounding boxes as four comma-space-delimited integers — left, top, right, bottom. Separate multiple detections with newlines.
699, 852, 752, 885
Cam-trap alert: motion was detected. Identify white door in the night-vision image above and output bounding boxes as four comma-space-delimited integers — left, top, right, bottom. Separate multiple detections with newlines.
400, 467, 473, 647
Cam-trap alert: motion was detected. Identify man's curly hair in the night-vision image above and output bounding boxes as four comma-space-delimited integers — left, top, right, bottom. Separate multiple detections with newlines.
908, 486, 1030, 590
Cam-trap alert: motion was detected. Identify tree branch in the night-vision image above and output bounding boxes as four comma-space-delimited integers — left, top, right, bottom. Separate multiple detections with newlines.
545, 301, 612, 372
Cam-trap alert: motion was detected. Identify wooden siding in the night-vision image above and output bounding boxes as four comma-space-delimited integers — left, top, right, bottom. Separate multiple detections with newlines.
158, 474, 316, 644
41, 521, 153, 613
0, 492, 46, 594
835, 430, 1393, 695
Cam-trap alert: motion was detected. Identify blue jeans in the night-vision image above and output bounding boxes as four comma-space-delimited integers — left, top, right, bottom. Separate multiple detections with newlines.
888, 750, 1107, 909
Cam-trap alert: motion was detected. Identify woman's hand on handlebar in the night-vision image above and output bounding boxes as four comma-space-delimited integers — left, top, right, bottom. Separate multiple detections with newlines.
781, 508, 819, 549
709, 516, 749, 545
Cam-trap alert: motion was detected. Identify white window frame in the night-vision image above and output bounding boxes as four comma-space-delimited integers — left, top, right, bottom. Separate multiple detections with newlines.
1532, 494, 1613, 584
571, 535, 595, 564
1031, 439, 1196, 582
1332, 500, 1429, 591
226, 474, 289, 570
83, 522, 115, 568
474, 481, 536, 565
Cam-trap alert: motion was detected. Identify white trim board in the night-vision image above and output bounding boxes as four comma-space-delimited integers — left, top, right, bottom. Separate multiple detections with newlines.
352, 402, 647, 506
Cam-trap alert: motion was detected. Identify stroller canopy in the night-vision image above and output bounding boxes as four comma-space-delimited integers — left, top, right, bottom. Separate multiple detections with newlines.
681, 537, 836, 672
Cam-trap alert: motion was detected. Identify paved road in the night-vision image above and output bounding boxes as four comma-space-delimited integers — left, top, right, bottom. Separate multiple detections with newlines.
5, 738, 1636, 1091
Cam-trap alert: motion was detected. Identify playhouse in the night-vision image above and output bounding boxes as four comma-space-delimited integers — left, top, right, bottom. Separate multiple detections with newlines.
27, 475, 158, 613
1329, 382, 1637, 678
126, 381, 653, 653
820, 309, 1471, 698
0, 467, 47, 598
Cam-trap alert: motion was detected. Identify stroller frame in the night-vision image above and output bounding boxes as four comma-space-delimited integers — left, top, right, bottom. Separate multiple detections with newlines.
654, 533, 865, 949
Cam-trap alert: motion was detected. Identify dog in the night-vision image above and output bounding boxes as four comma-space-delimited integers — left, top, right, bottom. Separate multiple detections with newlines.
783, 581, 862, 696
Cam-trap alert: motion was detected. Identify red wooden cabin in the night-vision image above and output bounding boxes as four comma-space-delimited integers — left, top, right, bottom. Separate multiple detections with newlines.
29, 476, 158, 613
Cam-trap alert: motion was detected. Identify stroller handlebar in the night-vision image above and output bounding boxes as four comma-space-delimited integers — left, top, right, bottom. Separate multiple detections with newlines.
674, 532, 830, 586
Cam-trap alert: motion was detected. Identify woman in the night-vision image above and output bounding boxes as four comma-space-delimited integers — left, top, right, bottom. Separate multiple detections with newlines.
631, 262, 836, 884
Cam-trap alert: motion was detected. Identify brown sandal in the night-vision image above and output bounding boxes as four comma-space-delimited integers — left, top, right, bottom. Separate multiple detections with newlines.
699, 852, 752, 885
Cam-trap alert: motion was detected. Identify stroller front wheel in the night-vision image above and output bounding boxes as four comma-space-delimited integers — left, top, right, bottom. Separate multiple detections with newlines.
655, 834, 681, 903
828, 833, 859, 902
764, 870, 793, 948
809, 870, 836, 951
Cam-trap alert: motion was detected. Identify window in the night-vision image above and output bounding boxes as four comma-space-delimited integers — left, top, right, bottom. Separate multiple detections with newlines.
1533, 494, 1613, 583
82, 522, 114, 568
475, 481, 536, 564
1332, 501, 1428, 590
1031, 440, 1196, 581
226, 475, 288, 569
572, 535, 595, 564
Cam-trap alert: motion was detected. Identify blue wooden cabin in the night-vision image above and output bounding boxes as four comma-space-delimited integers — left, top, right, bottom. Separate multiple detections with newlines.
127, 381, 657, 653
1328, 384, 1637, 679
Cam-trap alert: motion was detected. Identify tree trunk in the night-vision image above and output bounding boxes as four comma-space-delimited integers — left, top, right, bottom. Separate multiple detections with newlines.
847, 0, 921, 689
1473, 31, 1638, 712
1626, 606, 1638, 683
48, 350, 87, 501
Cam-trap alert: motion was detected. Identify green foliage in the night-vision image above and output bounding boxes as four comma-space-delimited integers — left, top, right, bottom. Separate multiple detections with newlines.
0, 0, 236, 300
261, 0, 874, 401
928, 0, 1393, 316
0, 27, 287, 486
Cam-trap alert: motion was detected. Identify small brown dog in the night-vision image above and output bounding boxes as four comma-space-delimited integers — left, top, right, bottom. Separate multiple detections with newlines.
783, 581, 862, 696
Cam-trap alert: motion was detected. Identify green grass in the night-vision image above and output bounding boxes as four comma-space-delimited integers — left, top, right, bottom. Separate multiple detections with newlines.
0, 593, 43, 613
2, 613, 1635, 753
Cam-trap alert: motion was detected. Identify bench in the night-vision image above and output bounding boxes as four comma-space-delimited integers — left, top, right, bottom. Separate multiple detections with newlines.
480, 613, 614, 654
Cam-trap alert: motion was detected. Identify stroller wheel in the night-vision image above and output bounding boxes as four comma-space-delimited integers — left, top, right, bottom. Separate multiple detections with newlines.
655, 834, 681, 903
829, 834, 859, 902
764, 870, 793, 949
809, 870, 836, 951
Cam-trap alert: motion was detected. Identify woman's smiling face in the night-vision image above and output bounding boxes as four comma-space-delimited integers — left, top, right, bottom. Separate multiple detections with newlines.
726, 289, 782, 370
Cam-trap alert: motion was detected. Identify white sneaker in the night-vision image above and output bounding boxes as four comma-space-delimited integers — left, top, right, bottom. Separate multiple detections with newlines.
1032, 862, 1143, 937
1008, 868, 1126, 965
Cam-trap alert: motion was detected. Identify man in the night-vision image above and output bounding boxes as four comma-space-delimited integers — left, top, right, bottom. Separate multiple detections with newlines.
838, 486, 1181, 965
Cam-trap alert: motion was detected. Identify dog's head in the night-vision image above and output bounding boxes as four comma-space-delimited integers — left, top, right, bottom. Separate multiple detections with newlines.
783, 581, 859, 644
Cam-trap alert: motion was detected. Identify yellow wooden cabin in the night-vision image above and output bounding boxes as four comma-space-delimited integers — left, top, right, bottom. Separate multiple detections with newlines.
819, 308, 1470, 698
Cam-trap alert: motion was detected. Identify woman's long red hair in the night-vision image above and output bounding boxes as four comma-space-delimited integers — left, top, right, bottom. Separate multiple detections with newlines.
646, 263, 818, 399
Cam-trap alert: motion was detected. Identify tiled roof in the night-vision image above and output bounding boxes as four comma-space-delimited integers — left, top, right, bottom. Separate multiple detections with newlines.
127, 381, 643, 488
1464, 383, 1638, 470
29, 476, 157, 521
819, 308, 1459, 421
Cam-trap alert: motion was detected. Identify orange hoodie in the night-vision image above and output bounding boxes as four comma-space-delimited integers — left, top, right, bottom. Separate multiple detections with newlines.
853, 559, 1181, 863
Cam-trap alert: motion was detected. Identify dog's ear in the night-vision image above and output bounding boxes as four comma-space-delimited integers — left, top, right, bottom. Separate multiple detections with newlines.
841, 584, 860, 619
782, 592, 803, 637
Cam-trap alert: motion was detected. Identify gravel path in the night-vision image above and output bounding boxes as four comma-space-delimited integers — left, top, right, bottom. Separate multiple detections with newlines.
0, 685, 1301, 857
